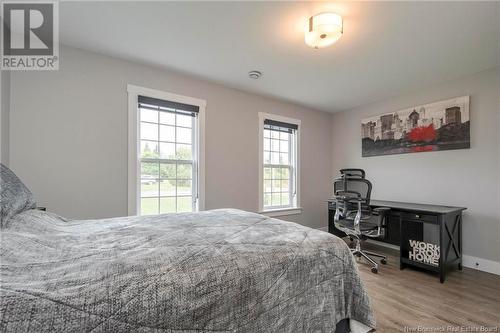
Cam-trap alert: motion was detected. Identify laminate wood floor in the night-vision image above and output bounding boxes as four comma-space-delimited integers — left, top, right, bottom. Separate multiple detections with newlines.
356, 243, 500, 332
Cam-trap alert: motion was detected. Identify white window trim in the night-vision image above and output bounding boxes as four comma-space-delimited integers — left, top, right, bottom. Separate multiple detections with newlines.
258, 112, 302, 217
262, 207, 303, 217
127, 84, 206, 215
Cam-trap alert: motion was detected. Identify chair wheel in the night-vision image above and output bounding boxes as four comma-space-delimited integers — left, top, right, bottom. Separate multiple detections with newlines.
371, 267, 378, 274
381, 258, 387, 265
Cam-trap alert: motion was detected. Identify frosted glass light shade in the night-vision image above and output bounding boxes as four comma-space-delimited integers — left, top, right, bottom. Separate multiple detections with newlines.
305, 12, 343, 49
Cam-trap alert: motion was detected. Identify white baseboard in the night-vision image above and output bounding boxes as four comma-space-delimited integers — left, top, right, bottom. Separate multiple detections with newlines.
462, 255, 500, 276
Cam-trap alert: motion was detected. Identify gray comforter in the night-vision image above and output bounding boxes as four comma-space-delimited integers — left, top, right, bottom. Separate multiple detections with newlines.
0, 208, 375, 332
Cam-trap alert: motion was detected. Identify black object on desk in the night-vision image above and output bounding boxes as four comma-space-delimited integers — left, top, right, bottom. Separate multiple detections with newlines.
328, 199, 466, 283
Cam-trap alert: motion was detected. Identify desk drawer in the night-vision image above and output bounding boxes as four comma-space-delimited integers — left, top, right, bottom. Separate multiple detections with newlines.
401, 212, 438, 224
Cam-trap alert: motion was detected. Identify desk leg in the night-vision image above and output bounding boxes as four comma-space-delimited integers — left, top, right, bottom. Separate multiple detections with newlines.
399, 241, 404, 270
399, 216, 405, 270
458, 212, 463, 271
439, 216, 445, 283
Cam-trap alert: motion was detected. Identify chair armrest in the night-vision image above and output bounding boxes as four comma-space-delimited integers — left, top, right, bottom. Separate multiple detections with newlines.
373, 206, 390, 215
372, 207, 390, 227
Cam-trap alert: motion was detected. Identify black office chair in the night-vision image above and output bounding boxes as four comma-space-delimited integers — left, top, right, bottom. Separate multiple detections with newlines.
332, 169, 390, 273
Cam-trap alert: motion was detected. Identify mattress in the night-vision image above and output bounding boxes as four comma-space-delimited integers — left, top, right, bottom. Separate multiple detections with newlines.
0, 208, 375, 332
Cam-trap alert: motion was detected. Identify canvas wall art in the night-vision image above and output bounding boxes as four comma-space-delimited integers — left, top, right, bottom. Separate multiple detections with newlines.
361, 96, 470, 157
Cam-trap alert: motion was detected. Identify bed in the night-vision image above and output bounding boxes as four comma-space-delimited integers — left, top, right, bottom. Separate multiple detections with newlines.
0, 164, 375, 332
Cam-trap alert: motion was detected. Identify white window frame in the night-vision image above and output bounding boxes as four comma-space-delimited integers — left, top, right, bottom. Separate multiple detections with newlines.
258, 112, 302, 217
127, 84, 206, 215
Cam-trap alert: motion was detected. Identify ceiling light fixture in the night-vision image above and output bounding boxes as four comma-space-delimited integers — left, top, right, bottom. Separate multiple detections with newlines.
305, 12, 343, 49
248, 70, 262, 79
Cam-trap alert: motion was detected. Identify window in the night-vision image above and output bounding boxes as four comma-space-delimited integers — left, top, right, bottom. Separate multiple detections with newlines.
259, 113, 301, 216
128, 85, 205, 216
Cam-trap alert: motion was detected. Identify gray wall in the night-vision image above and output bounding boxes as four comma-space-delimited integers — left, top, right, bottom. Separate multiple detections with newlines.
331, 68, 500, 263
9, 46, 332, 229
1, 71, 10, 166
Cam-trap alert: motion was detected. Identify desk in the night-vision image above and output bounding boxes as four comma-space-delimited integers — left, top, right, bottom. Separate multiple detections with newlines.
327, 199, 466, 283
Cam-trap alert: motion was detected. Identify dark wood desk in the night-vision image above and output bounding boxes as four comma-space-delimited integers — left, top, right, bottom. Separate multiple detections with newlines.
327, 199, 466, 283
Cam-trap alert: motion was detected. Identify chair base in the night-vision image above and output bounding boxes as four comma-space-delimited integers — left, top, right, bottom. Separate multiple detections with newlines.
350, 239, 387, 273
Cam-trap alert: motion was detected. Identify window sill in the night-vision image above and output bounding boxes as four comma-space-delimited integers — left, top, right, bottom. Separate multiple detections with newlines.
259, 207, 303, 217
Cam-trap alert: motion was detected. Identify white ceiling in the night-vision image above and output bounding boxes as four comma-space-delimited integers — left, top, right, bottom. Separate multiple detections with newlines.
60, 1, 499, 113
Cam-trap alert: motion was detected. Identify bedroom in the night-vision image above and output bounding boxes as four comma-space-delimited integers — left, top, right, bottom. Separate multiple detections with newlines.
0, 1, 499, 332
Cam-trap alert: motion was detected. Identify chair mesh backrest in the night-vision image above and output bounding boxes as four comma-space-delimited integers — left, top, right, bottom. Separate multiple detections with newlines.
333, 177, 372, 202
333, 175, 372, 216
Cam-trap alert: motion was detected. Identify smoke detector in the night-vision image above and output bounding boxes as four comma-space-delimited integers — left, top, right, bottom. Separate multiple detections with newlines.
248, 70, 262, 79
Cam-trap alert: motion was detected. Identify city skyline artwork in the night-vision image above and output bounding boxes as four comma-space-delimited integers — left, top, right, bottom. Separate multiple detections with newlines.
361, 96, 470, 157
